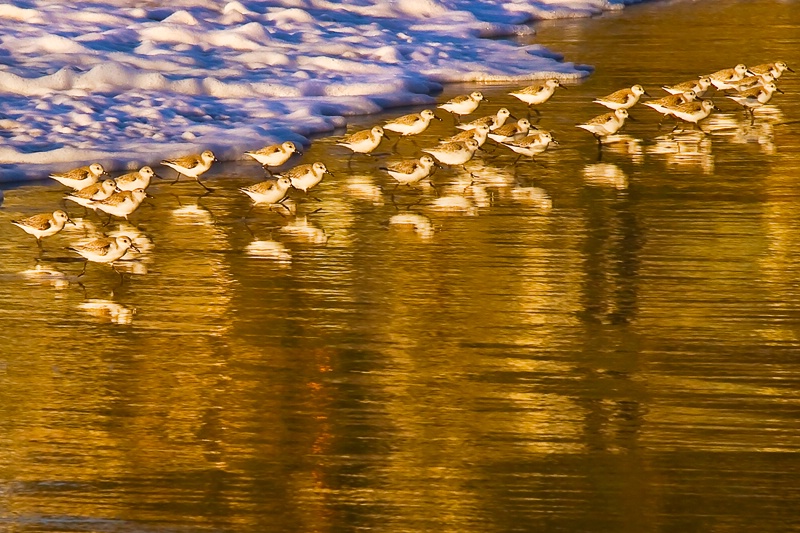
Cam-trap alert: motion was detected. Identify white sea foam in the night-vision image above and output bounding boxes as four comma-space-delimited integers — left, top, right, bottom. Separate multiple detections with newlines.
0, 0, 643, 182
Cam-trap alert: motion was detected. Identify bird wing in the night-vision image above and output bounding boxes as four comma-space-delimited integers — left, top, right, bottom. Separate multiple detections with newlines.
584, 112, 616, 125
77, 238, 116, 255
161, 154, 201, 168
387, 160, 419, 174
14, 214, 53, 231
599, 88, 632, 103
388, 114, 422, 126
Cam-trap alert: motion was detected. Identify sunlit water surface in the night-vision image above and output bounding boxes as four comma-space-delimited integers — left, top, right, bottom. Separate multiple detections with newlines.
2, 1, 800, 531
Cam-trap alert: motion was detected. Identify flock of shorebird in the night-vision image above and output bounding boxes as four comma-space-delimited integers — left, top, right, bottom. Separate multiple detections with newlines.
9, 60, 792, 275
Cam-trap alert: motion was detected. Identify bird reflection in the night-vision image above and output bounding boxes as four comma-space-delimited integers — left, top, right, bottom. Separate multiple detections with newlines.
78, 298, 136, 324
280, 216, 329, 244
388, 212, 436, 239
647, 132, 715, 174
19, 263, 70, 290
344, 174, 384, 206
244, 239, 292, 264
582, 163, 628, 190
600, 134, 644, 163
510, 186, 553, 211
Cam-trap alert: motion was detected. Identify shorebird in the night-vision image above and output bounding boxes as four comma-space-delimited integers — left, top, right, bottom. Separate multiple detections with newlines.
501, 131, 558, 164
749, 61, 793, 79
381, 154, 438, 190
509, 79, 565, 116
667, 99, 718, 131
707, 64, 750, 91
384, 109, 441, 137
69, 235, 139, 277
161, 150, 217, 192
11, 209, 73, 249
336, 126, 387, 165
437, 92, 485, 121
115, 166, 162, 191
245, 141, 301, 175
50, 163, 107, 190
727, 82, 783, 124
593, 84, 648, 110
576, 108, 630, 146
456, 108, 512, 131
662, 76, 713, 97
65, 179, 119, 212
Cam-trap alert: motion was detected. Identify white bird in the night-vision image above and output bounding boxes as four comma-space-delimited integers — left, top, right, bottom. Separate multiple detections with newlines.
279, 162, 332, 196
240, 176, 293, 205
749, 61, 793, 79
65, 179, 119, 210
381, 155, 437, 188
642, 91, 697, 118
509, 79, 565, 115
69, 235, 139, 276
115, 166, 161, 191
11, 209, 72, 248
456, 108, 512, 131
501, 131, 558, 162
91, 188, 149, 222
593, 84, 648, 110
49, 163, 106, 190
161, 150, 217, 192
442, 124, 491, 148
707, 64, 750, 90
437, 91, 485, 120
422, 138, 480, 169
487, 119, 533, 144
662, 76, 713, 97
727, 82, 783, 123
384, 109, 441, 136
666, 99, 717, 130
336, 126, 386, 157
576, 108, 630, 145
245, 141, 301, 174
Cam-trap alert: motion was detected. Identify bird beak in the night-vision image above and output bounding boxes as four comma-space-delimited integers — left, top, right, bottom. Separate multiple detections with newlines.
559, 84, 568, 90
67, 217, 76, 226
643, 90, 651, 97
131, 243, 141, 253
787, 66, 795, 73
326, 170, 335, 177
627, 114, 637, 122
776, 87, 785, 94
551, 139, 560, 145
153, 173, 165, 180
145, 192, 155, 199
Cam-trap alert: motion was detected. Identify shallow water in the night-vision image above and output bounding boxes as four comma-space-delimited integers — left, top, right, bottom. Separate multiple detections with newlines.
2, 0, 800, 531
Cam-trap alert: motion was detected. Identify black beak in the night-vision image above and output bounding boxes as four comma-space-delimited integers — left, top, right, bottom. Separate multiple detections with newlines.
787, 67, 795, 73
559, 84, 568, 90
776, 88, 785, 94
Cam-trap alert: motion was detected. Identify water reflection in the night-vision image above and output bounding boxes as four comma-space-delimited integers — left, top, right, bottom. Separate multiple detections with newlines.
582, 163, 628, 189
1, 1, 799, 531
77, 298, 137, 324
647, 132, 715, 173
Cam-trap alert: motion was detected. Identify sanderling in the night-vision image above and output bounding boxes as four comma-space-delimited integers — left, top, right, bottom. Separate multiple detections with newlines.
91, 188, 149, 222
642, 90, 697, 117
707, 64, 750, 90
69, 235, 139, 274
245, 141, 301, 174
487, 118, 533, 143
422, 138, 480, 169
11, 209, 73, 248
161, 149, 217, 192
50, 163, 106, 190
443, 124, 491, 147
509, 79, 565, 115
576, 108, 630, 145
727, 82, 783, 121
381, 154, 437, 188
279, 162, 332, 195
501, 131, 558, 162
437, 91, 485, 120
115, 166, 161, 191
666, 99, 717, 130
662, 77, 713, 97
594, 84, 648, 110
336, 126, 386, 156
749, 61, 793, 79
456, 108, 512, 131
240, 176, 293, 205
384, 109, 441, 136
65, 179, 119, 210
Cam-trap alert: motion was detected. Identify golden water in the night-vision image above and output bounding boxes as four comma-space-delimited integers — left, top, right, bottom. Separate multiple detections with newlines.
2, 0, 800, 531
